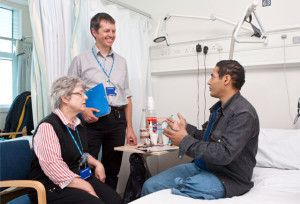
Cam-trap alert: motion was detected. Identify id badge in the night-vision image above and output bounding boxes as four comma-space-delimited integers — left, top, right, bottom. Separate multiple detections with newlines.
80, 166, 92, 180
106, 87, 117, 96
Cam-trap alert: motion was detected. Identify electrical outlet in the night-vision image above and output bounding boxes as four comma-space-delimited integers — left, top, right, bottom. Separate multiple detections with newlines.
173, 49, 181, 55
217, 45, 223, 52
187, 46, 195, 54
161, 48, 170, 56
293, 36, 300, 44
190, 47, 196, 53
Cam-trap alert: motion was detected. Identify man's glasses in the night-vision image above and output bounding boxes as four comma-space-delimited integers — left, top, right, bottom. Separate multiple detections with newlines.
71, 92, 86, 97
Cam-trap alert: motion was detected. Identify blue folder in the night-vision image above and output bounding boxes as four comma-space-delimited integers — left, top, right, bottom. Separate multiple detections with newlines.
81, 83, 111, 118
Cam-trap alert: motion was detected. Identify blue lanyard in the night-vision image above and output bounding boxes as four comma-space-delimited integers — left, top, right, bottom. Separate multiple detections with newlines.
92, 47, 115, 82
66, 126, 84, 156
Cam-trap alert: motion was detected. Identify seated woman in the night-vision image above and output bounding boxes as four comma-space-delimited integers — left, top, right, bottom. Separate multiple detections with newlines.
28, 76, 123, 204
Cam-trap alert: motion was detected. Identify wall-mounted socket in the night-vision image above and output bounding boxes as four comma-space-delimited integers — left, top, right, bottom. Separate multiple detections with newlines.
293, 36, 300, 44
217, 45, 223, 52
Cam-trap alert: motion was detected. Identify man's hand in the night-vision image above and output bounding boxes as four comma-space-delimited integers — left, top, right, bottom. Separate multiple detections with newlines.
126, 127, 137, 145
163, 120, 188, 146
166, 113, 187, 131
177, 113, 187, 127
157, 117, 168, 124
81, 107, 100, 123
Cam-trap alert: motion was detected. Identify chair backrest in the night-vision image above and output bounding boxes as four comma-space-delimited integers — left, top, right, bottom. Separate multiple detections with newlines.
4, 91, 34, 138
0, 140, 32, 183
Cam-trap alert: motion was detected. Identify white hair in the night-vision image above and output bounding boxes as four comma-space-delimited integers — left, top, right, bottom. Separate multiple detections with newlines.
51, 76, 85, 109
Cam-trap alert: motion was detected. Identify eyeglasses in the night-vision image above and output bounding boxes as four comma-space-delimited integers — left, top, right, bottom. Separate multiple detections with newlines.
71, 92, 86, 97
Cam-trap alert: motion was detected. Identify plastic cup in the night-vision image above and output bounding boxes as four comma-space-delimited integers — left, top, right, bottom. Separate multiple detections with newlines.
150, 133, 158, 145
162, 134, 169, 145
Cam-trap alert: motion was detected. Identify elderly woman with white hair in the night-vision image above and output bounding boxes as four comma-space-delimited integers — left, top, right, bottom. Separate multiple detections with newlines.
28, 76, 123, 204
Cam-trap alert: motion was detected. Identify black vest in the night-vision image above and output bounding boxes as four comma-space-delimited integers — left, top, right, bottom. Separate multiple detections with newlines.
29, 113, 88, 190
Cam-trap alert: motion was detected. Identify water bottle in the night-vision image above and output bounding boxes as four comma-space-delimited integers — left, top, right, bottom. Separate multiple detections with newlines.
139, 108, 149, 145
146, 96, 157, 134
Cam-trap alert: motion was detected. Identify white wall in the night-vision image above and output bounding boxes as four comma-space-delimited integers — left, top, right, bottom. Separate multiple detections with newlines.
149, 26, 300, 129
116, 0, 300, 195
0, 1, 32, 130
120, 0, 300, 45
151, 66, 300, 129
117, 0, 300, 129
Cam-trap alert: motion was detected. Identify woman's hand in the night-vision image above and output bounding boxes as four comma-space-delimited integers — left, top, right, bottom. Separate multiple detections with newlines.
94, 162, 106, 183
68, 177, 99, 198
87, 188, 99, 198
87, 155, 106, 182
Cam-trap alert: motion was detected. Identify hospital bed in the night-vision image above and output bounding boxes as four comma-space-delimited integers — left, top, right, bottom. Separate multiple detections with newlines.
130, 128, 300, 204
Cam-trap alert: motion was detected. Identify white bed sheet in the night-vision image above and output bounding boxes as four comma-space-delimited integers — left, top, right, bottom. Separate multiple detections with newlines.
130, 167, 300, 204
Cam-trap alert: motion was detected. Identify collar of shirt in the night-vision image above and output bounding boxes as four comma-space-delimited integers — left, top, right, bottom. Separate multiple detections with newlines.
209, 101, 222, 114
54, 109, 81, 130
209, 92, 241, 116
93, 44, 114, 58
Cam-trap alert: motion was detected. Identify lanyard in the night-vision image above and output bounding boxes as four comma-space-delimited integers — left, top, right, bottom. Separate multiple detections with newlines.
92, 47, 115, 82
66, 126, 84, 156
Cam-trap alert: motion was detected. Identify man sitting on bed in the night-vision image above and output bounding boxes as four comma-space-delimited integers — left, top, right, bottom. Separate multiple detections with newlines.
141, 60, 260, 199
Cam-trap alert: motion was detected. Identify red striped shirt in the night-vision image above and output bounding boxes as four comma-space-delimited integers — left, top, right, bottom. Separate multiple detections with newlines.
33, 109, 81, 189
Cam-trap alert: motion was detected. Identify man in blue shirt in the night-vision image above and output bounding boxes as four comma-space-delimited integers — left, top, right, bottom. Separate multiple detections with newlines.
142, 60, 259, 199
68, 13, 137, 190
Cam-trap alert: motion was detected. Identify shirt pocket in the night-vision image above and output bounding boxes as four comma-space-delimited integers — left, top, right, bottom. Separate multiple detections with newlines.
113, 83, 126, 99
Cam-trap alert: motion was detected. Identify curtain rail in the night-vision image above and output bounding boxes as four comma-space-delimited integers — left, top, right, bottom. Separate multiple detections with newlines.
104, 0, 152, 19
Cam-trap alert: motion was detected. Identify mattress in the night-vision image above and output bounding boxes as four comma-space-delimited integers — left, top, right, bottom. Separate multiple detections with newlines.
130, 167, 300, 204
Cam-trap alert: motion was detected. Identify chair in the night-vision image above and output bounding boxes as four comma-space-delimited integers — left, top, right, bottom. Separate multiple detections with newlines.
0, 126, 28, 139
4, 91, 34, 139
0, 140, 46, 204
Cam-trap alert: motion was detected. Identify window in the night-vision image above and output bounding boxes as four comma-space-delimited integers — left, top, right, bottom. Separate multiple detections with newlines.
0, 6, 21, 107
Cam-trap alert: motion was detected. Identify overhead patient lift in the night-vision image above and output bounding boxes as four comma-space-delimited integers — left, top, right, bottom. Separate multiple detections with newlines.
229, 1, 268, 59
153, 1, 268, 59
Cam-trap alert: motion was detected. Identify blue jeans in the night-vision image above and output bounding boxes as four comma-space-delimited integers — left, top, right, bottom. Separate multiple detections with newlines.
141, 163, 226, 199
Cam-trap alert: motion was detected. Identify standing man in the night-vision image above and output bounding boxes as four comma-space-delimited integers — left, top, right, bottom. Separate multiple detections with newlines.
142, 60, 259, 199
68, 13, 137, 190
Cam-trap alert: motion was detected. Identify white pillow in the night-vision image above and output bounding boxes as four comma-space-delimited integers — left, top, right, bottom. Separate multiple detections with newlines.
256, 128, 300, 170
